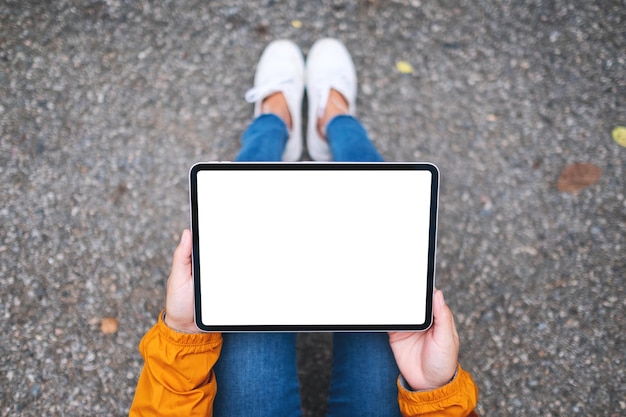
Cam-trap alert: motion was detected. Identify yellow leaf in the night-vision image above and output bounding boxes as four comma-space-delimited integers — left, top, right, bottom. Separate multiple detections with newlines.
612, 126, 626, 148
291, 20, 302, 29
396, 61, 413, 74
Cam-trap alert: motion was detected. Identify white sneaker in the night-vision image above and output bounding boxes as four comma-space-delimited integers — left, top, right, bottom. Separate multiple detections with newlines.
305, 38, 357, 161
244, 40, 305, 161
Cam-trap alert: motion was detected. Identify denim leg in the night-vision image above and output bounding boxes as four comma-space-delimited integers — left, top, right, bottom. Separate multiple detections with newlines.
325, 118, 394, 416
213, 333, 302, 417
325, 115, 384, 162
215, 116, 299, 417
235, 114, 288, 161
326, 333, 401, 417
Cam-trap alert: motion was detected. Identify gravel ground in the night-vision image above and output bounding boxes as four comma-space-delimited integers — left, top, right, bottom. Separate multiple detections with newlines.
1, 0, 624, 416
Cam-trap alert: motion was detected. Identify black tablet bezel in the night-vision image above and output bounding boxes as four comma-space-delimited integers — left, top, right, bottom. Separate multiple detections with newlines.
189, 162, 439, 332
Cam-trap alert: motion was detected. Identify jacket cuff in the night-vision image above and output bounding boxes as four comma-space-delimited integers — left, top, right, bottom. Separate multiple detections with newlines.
154, 309, 222, 348
397, 364, 478, 416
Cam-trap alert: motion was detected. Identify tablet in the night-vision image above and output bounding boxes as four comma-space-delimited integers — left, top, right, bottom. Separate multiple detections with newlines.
189, 162, 439, 332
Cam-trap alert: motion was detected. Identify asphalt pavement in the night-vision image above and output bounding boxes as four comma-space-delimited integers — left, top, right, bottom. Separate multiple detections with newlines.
1, 1, 624, 416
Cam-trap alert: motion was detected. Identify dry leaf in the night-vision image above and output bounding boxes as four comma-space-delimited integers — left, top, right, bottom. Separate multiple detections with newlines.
557, 163, 602, 193
101, 317, 119, 334
291, 20, 302, 29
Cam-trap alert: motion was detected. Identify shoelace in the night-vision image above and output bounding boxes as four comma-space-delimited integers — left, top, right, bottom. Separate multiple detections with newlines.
311, 73, 352, 119
244, 78, 294, 104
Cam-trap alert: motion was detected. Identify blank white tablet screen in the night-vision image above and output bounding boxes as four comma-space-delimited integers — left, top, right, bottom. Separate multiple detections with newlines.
195, 167, 434, 328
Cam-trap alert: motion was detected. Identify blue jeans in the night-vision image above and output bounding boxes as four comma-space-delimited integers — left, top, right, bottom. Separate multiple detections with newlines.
235, 114, 384, 162
216, 114, 397, 417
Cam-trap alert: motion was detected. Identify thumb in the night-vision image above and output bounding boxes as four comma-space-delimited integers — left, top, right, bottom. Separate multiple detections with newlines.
432, 290, 459, 348
170, 229, 192, 280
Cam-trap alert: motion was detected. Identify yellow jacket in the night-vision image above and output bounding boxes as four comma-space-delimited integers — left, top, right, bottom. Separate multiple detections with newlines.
130, 313, 478, 417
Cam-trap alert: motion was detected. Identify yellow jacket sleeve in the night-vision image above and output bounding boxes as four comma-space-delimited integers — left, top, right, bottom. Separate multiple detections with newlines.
129, 311, 222, 417
397, 365, 479, 417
